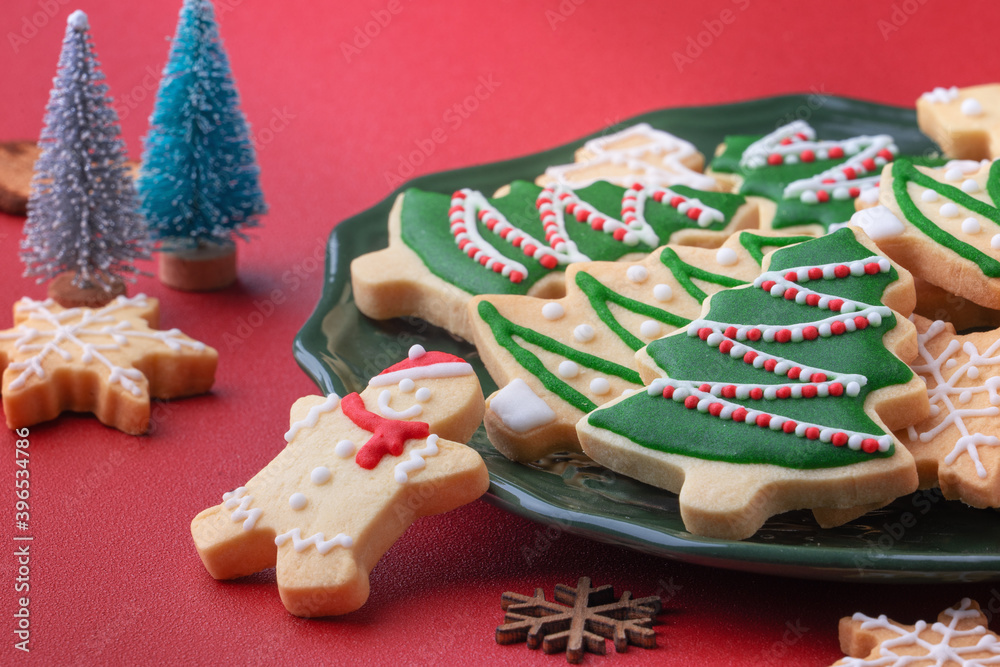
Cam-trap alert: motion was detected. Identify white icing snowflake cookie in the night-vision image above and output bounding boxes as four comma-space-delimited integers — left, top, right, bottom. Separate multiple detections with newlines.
190, 346, 488, 617
0, 295, 216, 434
917, 83, 1000, 160
469, 230, 811, 462
535, 122, 718, 191
899, 315, 1000, 508
833, 598, 1000, 666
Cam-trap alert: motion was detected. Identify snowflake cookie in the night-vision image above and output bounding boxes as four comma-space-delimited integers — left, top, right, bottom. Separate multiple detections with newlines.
833, 598, 1000, 666
351, 175, 758, 342
860, 156, 1000, 313
577, 228, 928, 540
190, 345, 488, 617
0, 295, 216, 434
469, 230, 810, 462
899, 315, 1000, 508
917, 84, 1000, 160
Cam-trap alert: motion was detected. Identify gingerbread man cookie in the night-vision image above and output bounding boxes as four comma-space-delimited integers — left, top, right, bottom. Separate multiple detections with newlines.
900, 315, 1000, 508
0, 294, 216, 434
191, 346, 488, 617
469, 230, 810, 462
578, 228, 927, 540
352, 179, 758, 341
833, 598, 1000, 666
535, 123, 717, 191
917, 84, 1000, 160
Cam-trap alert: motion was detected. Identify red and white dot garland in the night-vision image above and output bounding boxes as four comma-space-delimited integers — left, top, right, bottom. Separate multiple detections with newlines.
740, 120, 898, 205
644, 255, 898, 455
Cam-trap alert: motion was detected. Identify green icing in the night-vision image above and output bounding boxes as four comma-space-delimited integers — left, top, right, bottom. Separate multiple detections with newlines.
737, 232, 813, 265
399, 180, 746, 298
659, 248, 746, 302
587, 229, 913, 469
575, 271, 691, 351
477, 300, 642, 415
892, 159, 1000, 278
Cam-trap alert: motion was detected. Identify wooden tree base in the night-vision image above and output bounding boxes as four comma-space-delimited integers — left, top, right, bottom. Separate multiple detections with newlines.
158, 243, 237, 291
47, 272, 126, 308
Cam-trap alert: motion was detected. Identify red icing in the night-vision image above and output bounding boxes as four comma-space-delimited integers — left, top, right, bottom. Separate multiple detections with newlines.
378, 350, 468, 377
340, 393, 431, 470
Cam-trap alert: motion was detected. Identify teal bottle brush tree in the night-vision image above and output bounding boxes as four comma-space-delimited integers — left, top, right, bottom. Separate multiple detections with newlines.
136, 0, 266, 291
21, 11, 150, 308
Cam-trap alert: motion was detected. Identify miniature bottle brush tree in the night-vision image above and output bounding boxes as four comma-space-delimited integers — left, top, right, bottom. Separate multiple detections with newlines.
21, 10, 150, 308
137, 0, 267, 291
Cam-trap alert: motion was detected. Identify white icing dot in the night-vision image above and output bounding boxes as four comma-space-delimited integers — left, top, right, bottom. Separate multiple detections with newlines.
399, 378, 415, 393
542, 303, 565, 320
959, 390, 973, 404
558, 360, 579, 378
639, 320, 662, 339
945, 167, 964, 182
653, 284, 673, 302
289, 493, 307, 510
590, 378, 611, 395
992, 234, 1000, 250
945, 359, 958, 369
408, 344, 426, 360
939, 203, 959, 218
335, 440, 356, 458
961, 179, 980, 193
627, 265, 649, 283
968, 367, 980, 380
574, 324, 595, 342
415, 387, 432, 402
961, 97, 984, 116
311, 466, 331, 484
929, 404, 940, 417
921, 190, 940, 203
715, 248, 738, 266
962, 217, 981, 234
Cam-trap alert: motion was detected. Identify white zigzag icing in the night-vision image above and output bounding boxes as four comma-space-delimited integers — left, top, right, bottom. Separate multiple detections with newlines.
274, 528, 353, 554
394, 434, 440, 483
222, 487, 262, 531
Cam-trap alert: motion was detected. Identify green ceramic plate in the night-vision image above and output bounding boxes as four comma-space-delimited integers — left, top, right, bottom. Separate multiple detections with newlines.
294, 95, 1000, 583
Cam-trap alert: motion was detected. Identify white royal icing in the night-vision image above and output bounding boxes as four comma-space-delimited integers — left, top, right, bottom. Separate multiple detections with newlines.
285, 393, 341, 442
274, 528, 353, 554
850, 205, 906, 241
489, 378, 557, 433
393, 434, 439, 483
377, 389, 422, 419
222, 487, 262, 531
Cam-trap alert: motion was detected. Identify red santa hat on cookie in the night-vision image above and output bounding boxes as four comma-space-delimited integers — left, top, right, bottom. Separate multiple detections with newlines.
368, 345, 474, 387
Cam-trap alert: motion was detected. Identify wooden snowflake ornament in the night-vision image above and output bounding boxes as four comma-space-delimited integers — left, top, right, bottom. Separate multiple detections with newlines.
191, 346, 488, 617
496, 577, 661, 664
833, 598, 1000, 666
0, 295, 216, 433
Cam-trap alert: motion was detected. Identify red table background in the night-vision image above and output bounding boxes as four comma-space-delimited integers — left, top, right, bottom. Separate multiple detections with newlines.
3, 1, 1000, 664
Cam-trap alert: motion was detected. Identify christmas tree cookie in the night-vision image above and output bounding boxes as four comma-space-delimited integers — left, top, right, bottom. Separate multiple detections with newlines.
191, 346, 488, 617
917, 84, 1000, 160
469, 230, 810, 462
833, 598, 999, 667
0, 295, 216, 434
709, 120, 900, 236
899, 315, 1000, 508
536, 123, 717, 191
863, 156, 1000, 311
352, 180, 758, 341
577, 228, 927, 540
